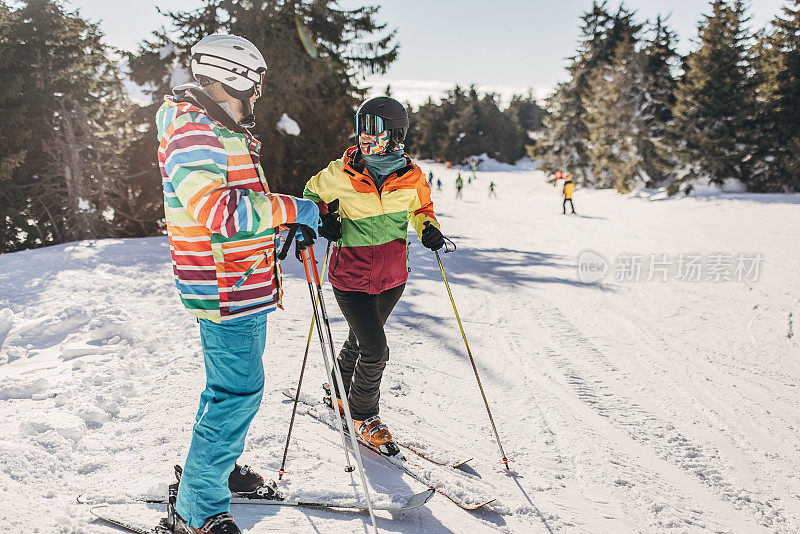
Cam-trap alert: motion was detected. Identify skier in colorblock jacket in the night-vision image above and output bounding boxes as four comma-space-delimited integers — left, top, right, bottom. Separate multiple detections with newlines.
156, 34, 320, 534
303, 96, 447, 453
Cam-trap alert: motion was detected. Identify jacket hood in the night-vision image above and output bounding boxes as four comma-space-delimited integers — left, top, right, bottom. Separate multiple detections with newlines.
156, 85, 249, 141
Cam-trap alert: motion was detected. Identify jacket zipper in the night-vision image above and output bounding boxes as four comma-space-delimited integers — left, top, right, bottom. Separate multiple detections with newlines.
231, 251, 266, 291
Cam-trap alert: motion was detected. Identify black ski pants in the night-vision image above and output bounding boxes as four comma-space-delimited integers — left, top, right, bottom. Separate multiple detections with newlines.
563, 198, 575, 214
331, 283, 405, 420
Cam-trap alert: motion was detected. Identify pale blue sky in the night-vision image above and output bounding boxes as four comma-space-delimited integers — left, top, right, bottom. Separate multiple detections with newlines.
70, 0, 788, 104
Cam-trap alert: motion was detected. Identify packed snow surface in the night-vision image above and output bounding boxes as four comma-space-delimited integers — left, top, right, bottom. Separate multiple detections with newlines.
1, 164, 799, 533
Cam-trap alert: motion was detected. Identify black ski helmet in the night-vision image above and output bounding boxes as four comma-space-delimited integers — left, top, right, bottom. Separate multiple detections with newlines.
355, 96, 409, 148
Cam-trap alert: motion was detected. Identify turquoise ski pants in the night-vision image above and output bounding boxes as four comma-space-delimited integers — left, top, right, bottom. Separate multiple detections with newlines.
176, 313, 267, 527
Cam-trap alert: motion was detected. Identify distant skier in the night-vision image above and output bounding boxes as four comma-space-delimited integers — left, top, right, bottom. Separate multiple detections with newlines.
456, 173, 464, 199
489, 181, 497, 198
437, 178, 443, 191
303, 96, 447, 451
428, 170, 434, 186
156, 34, 320, 534
562, 174, 576, 214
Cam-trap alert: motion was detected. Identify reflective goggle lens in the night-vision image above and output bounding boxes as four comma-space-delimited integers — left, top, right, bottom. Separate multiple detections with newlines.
355, 114, 385, 135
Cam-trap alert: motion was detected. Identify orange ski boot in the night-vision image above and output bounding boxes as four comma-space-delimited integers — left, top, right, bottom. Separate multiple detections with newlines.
354, 415, 396, 454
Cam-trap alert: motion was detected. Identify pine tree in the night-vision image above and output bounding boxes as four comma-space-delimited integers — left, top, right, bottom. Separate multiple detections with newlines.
476, 92, 525, 163
447, 86, 485, 161
638, 15, 680, 186
671, 0, 756, 191
536, 2, 641, 185
584, 36, 645, 192
506, 91, 545, 158
128, 0, 398, 196
752, 1, 800, 191
506, 91, 545, 133
537, 81, 587, 178
431, 85, 467, 162
0, 2, 33, 250
0, 0, 134, 251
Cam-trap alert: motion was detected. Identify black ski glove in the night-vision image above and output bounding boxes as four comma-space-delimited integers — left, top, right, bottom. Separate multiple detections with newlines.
278, 223, 316, 261
421, 222, 445, 251
319, 211, 341, 241
319, 199, 342, 243
296, 224, 317, 250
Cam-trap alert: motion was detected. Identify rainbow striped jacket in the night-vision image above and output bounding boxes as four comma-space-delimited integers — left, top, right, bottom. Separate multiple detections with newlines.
303, 147, 440, 294
156, 91, 319, 323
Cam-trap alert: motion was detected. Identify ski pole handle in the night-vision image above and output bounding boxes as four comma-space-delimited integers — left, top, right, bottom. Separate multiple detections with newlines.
278, 225, 299, 261
327, 198, 339, 215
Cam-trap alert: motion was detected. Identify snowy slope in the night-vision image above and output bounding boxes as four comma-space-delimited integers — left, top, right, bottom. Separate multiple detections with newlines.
1, 164, 799, 533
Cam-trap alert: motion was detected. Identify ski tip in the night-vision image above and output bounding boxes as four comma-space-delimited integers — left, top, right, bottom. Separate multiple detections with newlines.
459, 498, 496, 510
400, 488, 436, 511
452, 458, 473, 468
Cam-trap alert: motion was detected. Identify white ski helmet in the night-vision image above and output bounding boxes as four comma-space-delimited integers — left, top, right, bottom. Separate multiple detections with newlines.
190, 34, 267, 97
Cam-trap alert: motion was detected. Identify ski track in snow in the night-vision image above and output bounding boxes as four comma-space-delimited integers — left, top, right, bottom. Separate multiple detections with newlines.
1, 165, 799, 533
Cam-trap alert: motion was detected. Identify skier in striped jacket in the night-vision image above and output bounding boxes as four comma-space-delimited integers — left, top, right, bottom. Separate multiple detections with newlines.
156, 34, 319, 534
303, 96, 446, 454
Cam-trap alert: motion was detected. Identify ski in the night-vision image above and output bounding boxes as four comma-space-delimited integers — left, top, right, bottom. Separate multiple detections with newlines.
79, 488, 435, 512
87, 503, 323, 533
282, 388, 495, 510
286, 386, 472, 468
320, 383, 473, 468
87, 504, 168, 534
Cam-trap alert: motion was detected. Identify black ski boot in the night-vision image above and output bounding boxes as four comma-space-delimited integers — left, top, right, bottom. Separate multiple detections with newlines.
173, 463, 270, 495
161, 481, 242, 533
227, 463, 264, 494
194, 512, 242, 534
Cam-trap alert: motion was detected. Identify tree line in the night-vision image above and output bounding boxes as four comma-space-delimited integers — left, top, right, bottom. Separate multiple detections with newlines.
536, 0, 800, 194
3, 0, 799, 253
404, 86, 544, 165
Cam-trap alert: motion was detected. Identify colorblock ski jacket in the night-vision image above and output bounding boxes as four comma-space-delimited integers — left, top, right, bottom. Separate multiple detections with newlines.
156, 88, 319, 323
303, 146, 440, 294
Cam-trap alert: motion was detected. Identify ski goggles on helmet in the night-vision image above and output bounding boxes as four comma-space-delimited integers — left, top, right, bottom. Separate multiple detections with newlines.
249, 70, 265, 99
355, 113, 387, 136
193, 52, 266, 98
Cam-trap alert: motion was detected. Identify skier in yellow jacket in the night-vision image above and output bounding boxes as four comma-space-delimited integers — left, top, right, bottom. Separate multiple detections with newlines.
562, 174, 576, 215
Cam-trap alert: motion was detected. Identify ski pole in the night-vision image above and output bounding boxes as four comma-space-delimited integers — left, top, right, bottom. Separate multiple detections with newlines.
299, 246, 353, 472
278, 241, 332, 481
301, 245, 379, 534
427, 225, 510, 470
